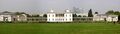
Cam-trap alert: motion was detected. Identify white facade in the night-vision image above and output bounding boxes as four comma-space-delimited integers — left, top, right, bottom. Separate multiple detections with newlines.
0, 11, 27, 21
93, 14, 118, 22
0, 15, 12, 21
17, 14, 27, 21
47, 10, 73, 22
106, 15, 118, 22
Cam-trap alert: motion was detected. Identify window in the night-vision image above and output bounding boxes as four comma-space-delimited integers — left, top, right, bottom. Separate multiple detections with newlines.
3, 17, 8, 21
52, 15, 54, 17
70, 15, 71, 17
70, 18, 71, 20
66, 15, 67, 17
56, 14, 64, 17
52, 19, 54, 21
49, 19, 50, 21
49, 15, 50, 17
63, 19, 64, 21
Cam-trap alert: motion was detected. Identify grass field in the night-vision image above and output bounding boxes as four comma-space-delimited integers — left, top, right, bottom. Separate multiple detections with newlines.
0, 23, 120, 34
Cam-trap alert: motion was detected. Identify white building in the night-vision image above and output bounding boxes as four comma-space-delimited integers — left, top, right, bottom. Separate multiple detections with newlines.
47, 10, 73, 22
93, 14, 118, 22
107, 15, 118, 22
0, 11, 27, 21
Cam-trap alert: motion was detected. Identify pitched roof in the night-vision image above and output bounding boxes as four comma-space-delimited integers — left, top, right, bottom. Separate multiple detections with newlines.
0, 11, 15, 15
47, 10, 72, 14
108, 15, 118, 17
96, 14, 118, 17
96, 14, 108, 16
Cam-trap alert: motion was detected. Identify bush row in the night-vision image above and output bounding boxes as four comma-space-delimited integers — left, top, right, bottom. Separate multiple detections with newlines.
0, 21, 119, 24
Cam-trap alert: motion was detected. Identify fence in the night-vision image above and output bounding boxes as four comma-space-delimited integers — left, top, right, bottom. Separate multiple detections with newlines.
27, 17, 47, 22
27, 17, 93, 22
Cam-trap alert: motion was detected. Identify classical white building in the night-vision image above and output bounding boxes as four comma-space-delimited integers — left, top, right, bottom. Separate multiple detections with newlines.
0, 11, 27, 21
47, 10, 73, 22
93, 14, 118, 22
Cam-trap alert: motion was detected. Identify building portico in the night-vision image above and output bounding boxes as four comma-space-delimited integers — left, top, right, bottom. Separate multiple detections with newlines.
47, 10, 73, 22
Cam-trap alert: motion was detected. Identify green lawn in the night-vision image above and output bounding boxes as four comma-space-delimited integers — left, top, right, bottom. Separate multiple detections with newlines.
0, 23, 120, 34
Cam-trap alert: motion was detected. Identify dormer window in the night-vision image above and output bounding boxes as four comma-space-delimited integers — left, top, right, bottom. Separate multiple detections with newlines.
56, 14, 64, 17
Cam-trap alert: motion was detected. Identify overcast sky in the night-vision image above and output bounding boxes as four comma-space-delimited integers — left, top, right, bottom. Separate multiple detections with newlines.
0, 0, 120, 14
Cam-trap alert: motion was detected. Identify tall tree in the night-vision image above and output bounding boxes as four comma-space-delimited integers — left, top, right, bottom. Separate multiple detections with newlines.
43, 14, 47, 17
26, 14, 31, 17
20, 12, 26, 14
114, 11, 120, 15
73, 14, 77, 17
32, 15, 39, 17
15, 12, 21, 15
95, 12, 98, 14
106, 10, 114, 15
88, 9, 93, 17
78, 15, 81, 17
83, 16, 87, 17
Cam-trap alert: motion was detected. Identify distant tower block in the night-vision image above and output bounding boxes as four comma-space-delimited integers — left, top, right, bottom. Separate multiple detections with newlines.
66, 10, 70, 12
50, 9, 54, 12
